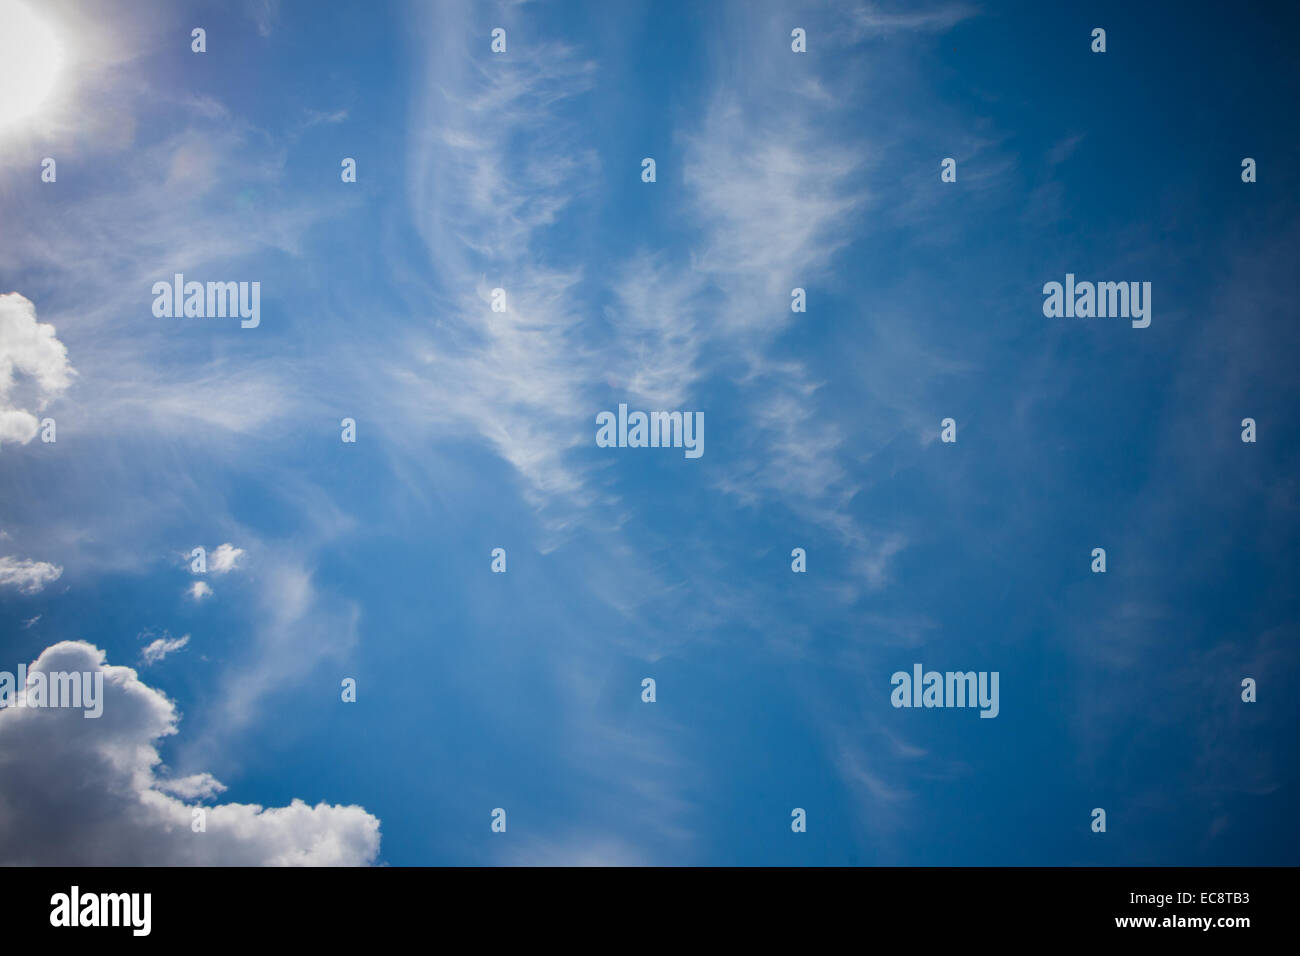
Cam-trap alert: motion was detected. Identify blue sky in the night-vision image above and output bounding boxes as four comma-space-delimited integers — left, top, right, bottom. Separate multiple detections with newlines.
0, 0, 1297, 865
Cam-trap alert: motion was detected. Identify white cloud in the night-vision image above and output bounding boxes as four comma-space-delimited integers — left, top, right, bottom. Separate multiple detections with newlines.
187, 581, 212, 601
849, 2, 977, 38
604, 254, 708, 409
852, 533, 909, 590
247, 0, 280, 37
154, 772, 225, 800
0, 293, 74, 446
0, 641, 381, 865
0, 555, 62, 594
676, 53, 879, 556
389, 6, 606, 519
682, 99, 864, 305
209, 543, 244, 574
141, 632, 189, 665
500, 834, 650, 867
196, 559, 359, 748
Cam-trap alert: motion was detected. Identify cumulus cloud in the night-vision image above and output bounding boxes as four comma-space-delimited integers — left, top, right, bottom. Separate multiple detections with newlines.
140, 632, 189, 665
209, 543, 244, 574
187, 580, 213, 601
0, 641, 381, 865
0, 293, 74, 446
0, 555, 63, 594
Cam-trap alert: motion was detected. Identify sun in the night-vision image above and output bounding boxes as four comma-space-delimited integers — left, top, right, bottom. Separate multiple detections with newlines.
0, 0, 65, 128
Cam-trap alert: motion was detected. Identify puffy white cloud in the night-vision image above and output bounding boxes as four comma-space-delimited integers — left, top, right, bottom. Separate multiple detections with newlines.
209, 542, 244, 574
0, 555, 62, 594
0, 641, 381, 865
140, 632, 189, 665
187, 581, 212, 601
0, 293, 74, 446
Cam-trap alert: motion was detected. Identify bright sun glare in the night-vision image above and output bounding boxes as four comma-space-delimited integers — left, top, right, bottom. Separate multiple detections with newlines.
0, 0, 65, 128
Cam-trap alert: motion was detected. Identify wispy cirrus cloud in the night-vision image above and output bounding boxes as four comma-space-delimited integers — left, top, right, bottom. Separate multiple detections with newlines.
848, 1, 978, 39
379, 1, 612, 523
140, 631, 189, 665
0, 554, 63, 594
